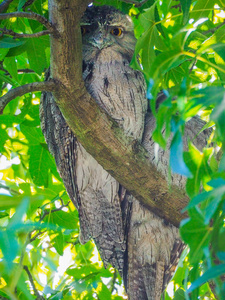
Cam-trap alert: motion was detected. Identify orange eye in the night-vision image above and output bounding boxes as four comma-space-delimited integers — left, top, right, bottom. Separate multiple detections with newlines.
110, 27, 123, 37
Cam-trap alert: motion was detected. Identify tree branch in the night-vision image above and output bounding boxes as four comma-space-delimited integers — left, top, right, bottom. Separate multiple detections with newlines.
0, 11, 55, 33
23, 266, 45, 300
121, 0, 149, 7
0, 81, 56, 114
0, 27, 52, 38
201, 20, 225, 34
0, 0, 13, 13
22, 0, 37, 10
4, 68, 35, 75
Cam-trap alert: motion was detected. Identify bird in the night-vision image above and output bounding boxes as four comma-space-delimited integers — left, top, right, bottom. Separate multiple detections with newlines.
40, 5, 185, 300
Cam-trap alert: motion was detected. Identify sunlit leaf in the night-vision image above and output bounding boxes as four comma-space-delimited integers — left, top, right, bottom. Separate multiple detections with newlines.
191, 0, 216, 20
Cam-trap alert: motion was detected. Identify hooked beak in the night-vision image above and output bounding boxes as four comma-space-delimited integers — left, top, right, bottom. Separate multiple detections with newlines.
89, 34, 112, 49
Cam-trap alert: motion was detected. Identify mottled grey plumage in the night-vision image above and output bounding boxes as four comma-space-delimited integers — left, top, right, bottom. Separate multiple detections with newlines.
40, 5, 147, 275
40, 5, 186, 300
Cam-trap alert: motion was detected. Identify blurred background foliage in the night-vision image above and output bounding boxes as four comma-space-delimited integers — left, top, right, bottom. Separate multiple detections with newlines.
0, 0, 225, 299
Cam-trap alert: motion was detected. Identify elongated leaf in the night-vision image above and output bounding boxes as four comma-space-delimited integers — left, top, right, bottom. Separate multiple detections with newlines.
132, 3, 166, 74
26, 38, 47, 75
180, 208, 210, 263
52, 231, 64, 256
197, 24, 225, 55
170, 130, 191, 177
180, 0, 192, 24
188, 264, 225, 292
29, 144, 52, 186
18, 0, 27, 11
46, 210, 78, 230
4, 56, 18, 81
0, 37, 25, 49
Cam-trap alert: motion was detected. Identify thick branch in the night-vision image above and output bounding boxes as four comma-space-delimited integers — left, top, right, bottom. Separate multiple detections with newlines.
0, 0, 13, 13
48, 0, 189, 226
0, 81, 56, 114
0, 12, 55, 33
0, 27, 52, 38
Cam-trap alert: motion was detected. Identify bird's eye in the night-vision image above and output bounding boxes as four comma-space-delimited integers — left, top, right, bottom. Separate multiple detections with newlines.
110, 27, 123, 37
81, 26, 89, 35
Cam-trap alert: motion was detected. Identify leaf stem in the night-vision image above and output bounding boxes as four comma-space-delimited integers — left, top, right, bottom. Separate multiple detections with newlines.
182, 51, 225, 74
0, 11, 56, 33
0, 27, 52, 38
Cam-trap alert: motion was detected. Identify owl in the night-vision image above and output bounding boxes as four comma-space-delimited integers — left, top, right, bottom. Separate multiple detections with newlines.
40, 5, 184, 300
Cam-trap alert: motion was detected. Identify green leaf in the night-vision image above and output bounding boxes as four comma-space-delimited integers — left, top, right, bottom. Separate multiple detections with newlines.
0, 212, 9, 218
184, 144, 212, 198
148, 50, 187, 83
4, 56, 18, 81
180, 0, 192, 24
191, 0, 216, 20
29, 144, 52, 186
51, 231, 64, 256
0, 37, 26, 48
210, 94, 225, 144
7, 197, 29, 230
20, 124, 45, 145
174, 288, 185, 300
170, 129, 191, 177
97, 282, 111, 299
0, 48, 9, 60
180, 208, 210, 263
211, 43, 225, 62
18, 0, 27, 11
187, 87, 225, 115
133, 3, 166, 74
46, 210, 78, 230
0, 230, 19, 270
26, 38, 47, 75
188, 264, 225, 292
197, 24, 225, 55
0, 71, 20, 87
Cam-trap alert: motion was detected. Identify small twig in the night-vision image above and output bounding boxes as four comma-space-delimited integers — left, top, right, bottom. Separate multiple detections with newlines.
22, 0, 37, 10
40, 202, 70, 222
0, 27, 52, 38
201, 21, 225, 35
189, 58, 197, 73
0, 12, 55, 33
29, 230, 47, 243
0, 80, 56, 114
23, 266, 45, 300
0, 0, 14, 13
4, 68, 35, 76
121, 0, 149, 7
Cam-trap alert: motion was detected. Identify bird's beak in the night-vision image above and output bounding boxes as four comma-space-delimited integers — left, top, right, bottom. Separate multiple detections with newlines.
90, 32, 112, 49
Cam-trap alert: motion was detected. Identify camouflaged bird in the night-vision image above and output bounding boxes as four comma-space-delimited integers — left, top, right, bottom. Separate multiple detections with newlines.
40, 5, 186, 300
